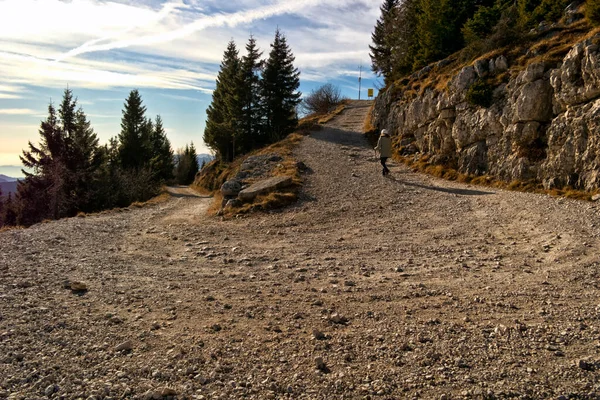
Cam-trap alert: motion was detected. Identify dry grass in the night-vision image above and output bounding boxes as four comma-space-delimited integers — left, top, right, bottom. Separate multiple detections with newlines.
129, 191, 171, 209
398, 153, 596, 201
0, 225, 24, 232
197, 132, 307, 217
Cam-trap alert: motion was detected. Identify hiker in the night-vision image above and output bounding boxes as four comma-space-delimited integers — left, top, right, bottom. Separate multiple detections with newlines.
375, 129, 392, 176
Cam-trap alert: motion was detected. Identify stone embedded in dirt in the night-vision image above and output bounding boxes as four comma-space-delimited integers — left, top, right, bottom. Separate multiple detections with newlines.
45, 384, 58, 396
69, 281, 88, 292
160, 387, 177, 396
314, 357, 327, 371
312, 329, 326, 340
592, 194, 600, 201
328, 313, 348, 324
238, 176, 293, 202
115, 340, 133, 352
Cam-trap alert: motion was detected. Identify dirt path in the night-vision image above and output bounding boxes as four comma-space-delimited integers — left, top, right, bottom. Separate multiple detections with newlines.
2, 101, 600, 399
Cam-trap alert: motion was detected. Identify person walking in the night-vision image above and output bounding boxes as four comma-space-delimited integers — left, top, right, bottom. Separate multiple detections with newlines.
375, 129, 392, 176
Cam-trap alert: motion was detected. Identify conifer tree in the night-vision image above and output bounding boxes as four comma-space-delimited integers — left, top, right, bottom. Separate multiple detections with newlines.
239, 36, 264, 151
204, 41, 242, 162
3, 193, 17, 226
118, 90, 152, 170
174, 144, 199, 185
261, 29, 301, 142
369, 0, 399, 81
0, 187, 4, 227
149, 115, 174, 182
19, 103, 66, 223
187, 142, 200, 184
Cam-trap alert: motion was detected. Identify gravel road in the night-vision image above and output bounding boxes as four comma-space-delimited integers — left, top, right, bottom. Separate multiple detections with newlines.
2, 100, 600, 399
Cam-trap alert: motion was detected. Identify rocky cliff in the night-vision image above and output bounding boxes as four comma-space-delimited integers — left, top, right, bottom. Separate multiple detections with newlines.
372, 30, 600, 191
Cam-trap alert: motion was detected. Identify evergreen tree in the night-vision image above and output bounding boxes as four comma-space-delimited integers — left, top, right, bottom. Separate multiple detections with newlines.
19, 103, 66, 223
370, 0, 400, 81
187, 142, 200, 184
391, 0, 420, 77
204, 40, 242, 162
3, 193, 17, 227
261, 29, 302, 142
69, 106, 102, 212
588, 0, 600, 25
238, 36, 264, 152
118, 90, 152, 170
0, 187, 4, 227
149, 115, 174, 182
174, 143, 200, 185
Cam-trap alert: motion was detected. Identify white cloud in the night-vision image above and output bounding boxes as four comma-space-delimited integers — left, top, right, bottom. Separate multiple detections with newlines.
0, 0, 381, 91
0, 109, 36, 115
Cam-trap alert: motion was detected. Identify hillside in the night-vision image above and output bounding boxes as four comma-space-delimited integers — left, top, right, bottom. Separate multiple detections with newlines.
0, 181, 17, 196
1, 103, 600, 399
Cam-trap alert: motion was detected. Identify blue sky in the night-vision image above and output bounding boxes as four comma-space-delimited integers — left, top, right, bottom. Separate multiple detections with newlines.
0, 0, 382, 177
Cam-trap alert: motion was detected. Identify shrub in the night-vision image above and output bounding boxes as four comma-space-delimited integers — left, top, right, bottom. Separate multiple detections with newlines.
466, 79, 495, 108
300, 83, 345, 115
587, 0, 600, 25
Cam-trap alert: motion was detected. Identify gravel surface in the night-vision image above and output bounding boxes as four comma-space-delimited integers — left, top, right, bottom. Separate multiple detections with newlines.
2, 100, 600, 399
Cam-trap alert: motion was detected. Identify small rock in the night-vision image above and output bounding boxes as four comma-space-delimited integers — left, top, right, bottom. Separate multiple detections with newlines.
312, 329, 326, 340
115, 340, 133, 352
160, 388, 177, 396
70, 281, 88, 292
592, 194, 600, 202
45, 384, 57, 396
315, 357, 327, 371
328, 313, 348, 325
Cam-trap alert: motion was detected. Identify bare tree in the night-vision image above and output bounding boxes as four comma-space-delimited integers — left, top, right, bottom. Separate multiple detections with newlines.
300, 83, 345, 115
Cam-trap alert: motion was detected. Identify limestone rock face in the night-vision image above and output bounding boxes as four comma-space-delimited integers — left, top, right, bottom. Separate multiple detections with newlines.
238, 176, 293, 202
371, 33, 600, 191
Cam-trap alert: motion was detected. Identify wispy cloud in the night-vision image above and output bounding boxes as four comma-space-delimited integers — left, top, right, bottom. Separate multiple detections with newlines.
54, 0, 356, 61
0, 108, 36, 115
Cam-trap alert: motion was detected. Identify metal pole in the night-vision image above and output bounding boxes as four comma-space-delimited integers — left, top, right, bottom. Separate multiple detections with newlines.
358, 65, 362, 100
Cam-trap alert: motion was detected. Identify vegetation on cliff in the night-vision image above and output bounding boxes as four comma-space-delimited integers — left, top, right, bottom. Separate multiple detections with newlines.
370, 0, 596, 84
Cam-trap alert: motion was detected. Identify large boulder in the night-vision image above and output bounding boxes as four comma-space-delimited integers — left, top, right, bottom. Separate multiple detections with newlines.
221, 180, 242, 197
238, 176, 293, 202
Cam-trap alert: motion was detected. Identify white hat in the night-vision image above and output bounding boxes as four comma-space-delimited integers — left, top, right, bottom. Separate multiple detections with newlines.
381, 129, 388, 135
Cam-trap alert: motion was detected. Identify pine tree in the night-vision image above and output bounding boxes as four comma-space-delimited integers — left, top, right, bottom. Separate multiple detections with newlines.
3, 193, 17, 226
118, 90, 152, 170
19, 103, 66, 223
69, 106, 102, 213
0, 187, 4, 227
187, 142, 200, 184
204, 41, 242, 162
261, 29, 302, 142
149, 115, 174, 182
369, 0, 399, 81
238, 36, 264, 152
588, 0, 600, 25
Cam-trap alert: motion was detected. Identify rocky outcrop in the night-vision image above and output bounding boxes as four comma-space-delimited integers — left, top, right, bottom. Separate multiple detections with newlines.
238, 176, 293, 201
372, 33, 600, 190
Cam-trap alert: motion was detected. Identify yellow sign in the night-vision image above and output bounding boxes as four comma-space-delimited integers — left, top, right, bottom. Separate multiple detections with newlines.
367, 88, 374, 98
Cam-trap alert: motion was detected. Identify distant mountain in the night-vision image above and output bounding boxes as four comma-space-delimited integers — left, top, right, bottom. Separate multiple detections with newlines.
0, 166, 26, 179
0, 174, 18, 183
0, 181, 18, 196
197, 153, 214, 167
